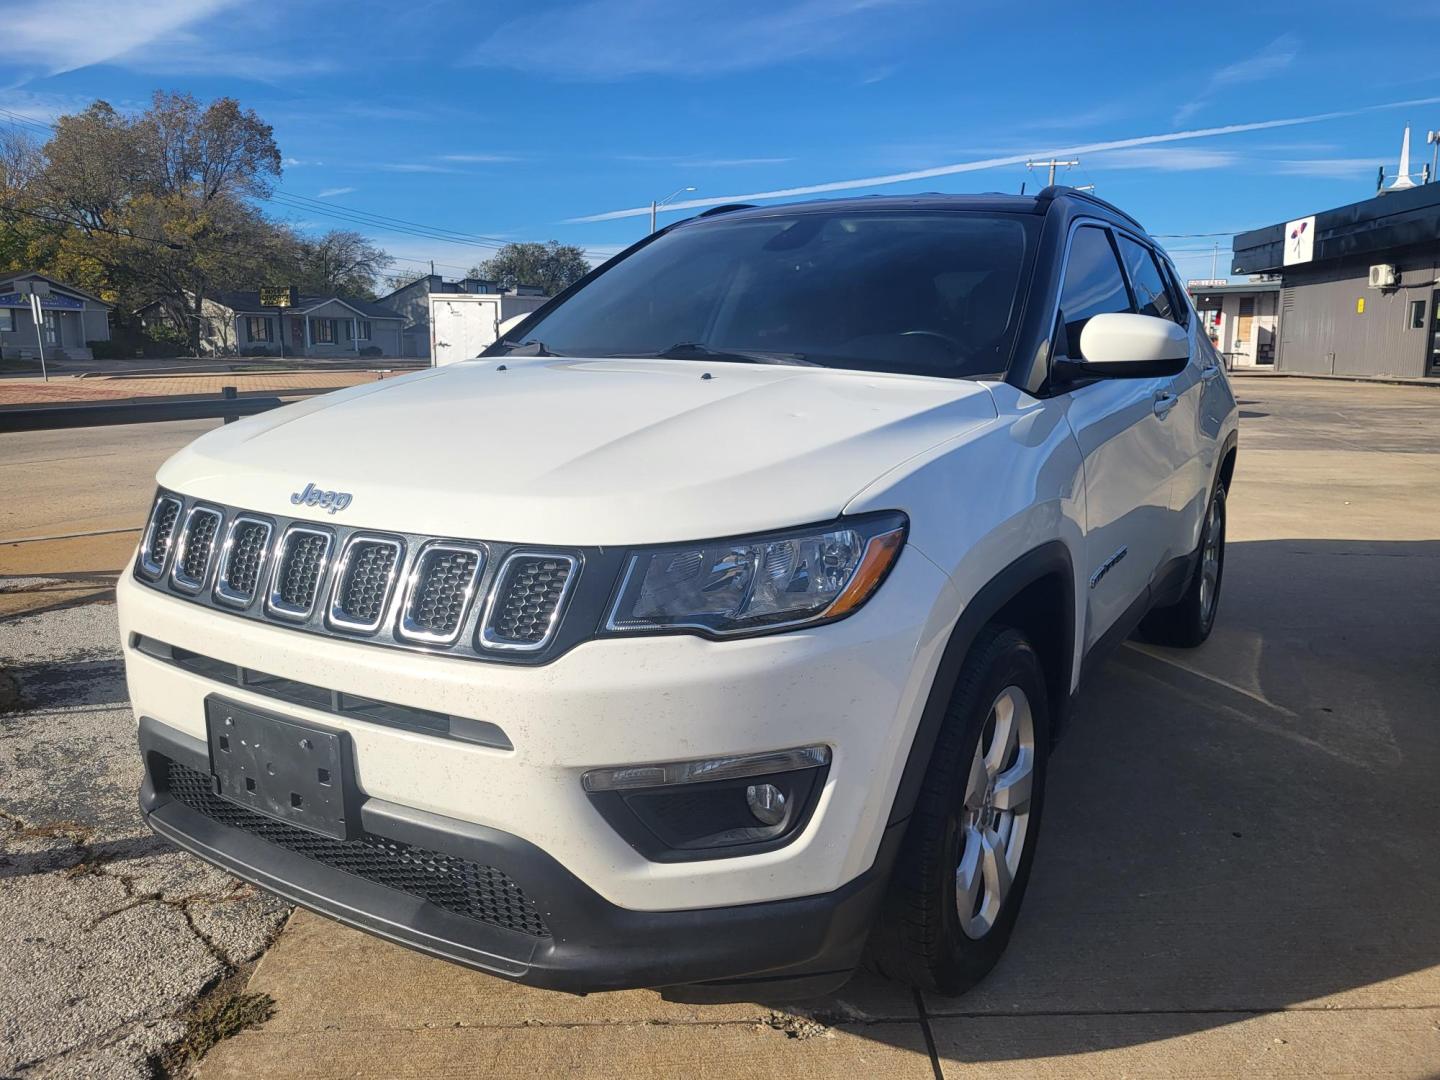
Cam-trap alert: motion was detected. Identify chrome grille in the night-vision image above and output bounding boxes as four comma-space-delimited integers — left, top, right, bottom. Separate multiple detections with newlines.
267, 527, 332, 619
138, 495, 183, 578
171, 507, 222, 592
329, 537, 402, 633
134, 491, 586, 664
215, 517, 272, 605
482, 553, 578, 652
399, 544, 483, 644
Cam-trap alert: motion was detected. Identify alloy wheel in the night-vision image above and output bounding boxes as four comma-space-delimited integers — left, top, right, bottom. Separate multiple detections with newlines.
1199, 494, 1224, 620
957, 685, 1035, 939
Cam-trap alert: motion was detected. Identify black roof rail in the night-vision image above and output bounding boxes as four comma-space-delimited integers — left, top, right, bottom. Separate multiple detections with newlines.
1036, 185, 1146, 232
698, 203, 757, 217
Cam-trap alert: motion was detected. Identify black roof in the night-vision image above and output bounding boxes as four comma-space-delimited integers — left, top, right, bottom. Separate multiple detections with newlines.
672, 186, 1147, 233
1233, 181, 1440, 274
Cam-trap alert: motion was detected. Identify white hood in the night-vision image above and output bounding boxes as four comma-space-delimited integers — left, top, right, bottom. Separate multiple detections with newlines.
157, 357, 998, 545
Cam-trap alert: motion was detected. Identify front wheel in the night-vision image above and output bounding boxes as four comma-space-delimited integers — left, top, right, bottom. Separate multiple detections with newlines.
869, 626, 1050, 995
1140, 484, 1227, 648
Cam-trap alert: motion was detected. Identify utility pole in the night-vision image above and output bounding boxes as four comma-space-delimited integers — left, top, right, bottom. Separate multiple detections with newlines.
649, 186, 696, 233
1026, 159, 1080, 186
1211, 241, 1220, 279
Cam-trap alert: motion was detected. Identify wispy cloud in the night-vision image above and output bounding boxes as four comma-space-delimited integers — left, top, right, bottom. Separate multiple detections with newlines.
615, 153, 795, 168
1174, 33, 1299, 123
438, 153, 524, 163
376, 163, 459, 174
1087, 147, 1240, 171
565, 94, 1440, 222
318, 186, 357, 198
467, 0, 912, 80
1273, 157, 1381, 179
3, 0, 239, 75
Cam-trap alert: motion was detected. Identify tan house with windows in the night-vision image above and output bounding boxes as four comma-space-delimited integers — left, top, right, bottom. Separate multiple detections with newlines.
0, 271, 112, 361
140, 291, 404, 357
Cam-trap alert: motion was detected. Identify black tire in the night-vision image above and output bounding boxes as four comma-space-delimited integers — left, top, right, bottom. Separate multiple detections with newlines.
1139, 484, 1227, 648
869, 626, 1050, 996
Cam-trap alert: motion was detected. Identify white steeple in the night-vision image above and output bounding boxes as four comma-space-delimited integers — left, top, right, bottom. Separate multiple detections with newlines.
1385, 125, 1417, 191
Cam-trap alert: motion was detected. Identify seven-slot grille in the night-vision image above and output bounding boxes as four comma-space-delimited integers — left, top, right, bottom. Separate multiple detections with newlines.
330, 537, 403, 632
134, 492, 581, 661
268, 528, 332, 618
482, 553, 578, 651
215, 517, 272, 604
171, 507, 222, 591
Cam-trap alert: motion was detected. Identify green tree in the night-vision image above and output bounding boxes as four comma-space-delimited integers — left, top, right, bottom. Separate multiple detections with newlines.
471, 241, 590, 296
36, 92, 285, 353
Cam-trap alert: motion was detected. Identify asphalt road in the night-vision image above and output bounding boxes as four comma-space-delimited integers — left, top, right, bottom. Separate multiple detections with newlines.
3, 378, 1439, 1078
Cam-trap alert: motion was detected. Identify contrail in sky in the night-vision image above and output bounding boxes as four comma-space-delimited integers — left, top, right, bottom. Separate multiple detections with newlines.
565, 96, 1440, 224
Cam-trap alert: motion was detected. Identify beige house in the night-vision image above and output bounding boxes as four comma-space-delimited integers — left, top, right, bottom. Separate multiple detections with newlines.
0, 271, 112, 361
140, 291, 404, 358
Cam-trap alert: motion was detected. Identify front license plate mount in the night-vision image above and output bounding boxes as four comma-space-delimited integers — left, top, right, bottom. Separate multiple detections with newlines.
204, 696, 355, 840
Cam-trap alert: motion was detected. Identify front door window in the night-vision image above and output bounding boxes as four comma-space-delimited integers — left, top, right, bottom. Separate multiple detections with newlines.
1430, 291, 1440, 375
42, 311, 60, 347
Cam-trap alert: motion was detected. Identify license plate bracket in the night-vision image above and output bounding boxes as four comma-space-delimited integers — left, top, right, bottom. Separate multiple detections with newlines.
204, 696, 354, 839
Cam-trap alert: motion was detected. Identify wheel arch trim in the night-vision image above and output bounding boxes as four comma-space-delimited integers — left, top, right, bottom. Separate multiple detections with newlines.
885, 540, 1076, 827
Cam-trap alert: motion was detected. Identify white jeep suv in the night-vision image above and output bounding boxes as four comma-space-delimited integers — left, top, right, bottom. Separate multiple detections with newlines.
119, 187, 1238, 1000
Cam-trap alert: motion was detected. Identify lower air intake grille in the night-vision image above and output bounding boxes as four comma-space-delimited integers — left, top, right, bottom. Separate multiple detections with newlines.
274, 530, 330, 613
485, 555, 576, 649
163, 758, 549, 937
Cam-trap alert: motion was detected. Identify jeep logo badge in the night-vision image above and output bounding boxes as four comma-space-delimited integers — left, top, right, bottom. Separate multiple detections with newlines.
291, 482, 352, 514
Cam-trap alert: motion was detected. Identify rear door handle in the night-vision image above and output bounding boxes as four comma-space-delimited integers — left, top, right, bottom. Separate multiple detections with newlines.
1153, 391, 1178, 418
1201, 365, 1223, 382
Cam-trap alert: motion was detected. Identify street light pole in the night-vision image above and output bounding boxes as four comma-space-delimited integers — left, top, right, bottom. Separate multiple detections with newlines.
650, 186, 696, 233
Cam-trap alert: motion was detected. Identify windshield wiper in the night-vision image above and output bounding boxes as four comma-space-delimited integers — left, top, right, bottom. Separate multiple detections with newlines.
650, 342, 816, 367
495, 339, 561, 356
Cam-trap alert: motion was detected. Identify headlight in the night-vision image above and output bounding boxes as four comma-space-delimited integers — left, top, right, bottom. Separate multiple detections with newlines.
605, 512, 907, 637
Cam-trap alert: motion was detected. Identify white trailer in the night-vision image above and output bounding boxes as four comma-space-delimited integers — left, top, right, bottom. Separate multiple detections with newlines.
428, 292, 548, 366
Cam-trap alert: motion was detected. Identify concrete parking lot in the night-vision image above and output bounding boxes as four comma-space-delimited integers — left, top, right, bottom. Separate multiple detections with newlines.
3, 378, 1439, 1078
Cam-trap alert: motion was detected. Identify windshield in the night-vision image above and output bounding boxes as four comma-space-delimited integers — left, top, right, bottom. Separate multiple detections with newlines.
495, 210, 1039, 379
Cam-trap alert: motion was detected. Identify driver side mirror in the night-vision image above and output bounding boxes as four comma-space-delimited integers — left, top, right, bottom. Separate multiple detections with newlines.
1062, 312, 1190, 380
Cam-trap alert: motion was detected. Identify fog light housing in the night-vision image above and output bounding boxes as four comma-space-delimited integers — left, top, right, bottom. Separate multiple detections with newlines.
746, 783, 787, 826
582, 746, 830, 862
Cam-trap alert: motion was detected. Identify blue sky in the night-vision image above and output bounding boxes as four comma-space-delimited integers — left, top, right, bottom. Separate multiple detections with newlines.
3, 0, 1439, 283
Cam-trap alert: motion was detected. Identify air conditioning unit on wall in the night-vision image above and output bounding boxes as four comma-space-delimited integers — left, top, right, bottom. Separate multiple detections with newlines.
1368, 264, 1398, 289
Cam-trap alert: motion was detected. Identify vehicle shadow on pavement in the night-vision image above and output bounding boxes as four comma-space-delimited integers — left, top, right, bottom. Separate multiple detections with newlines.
879, 536, 1440, 1061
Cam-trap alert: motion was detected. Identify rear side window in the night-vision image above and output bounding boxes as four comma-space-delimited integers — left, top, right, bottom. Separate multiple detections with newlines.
1117, 235, 1178, 323
1057, 225, 1132, 359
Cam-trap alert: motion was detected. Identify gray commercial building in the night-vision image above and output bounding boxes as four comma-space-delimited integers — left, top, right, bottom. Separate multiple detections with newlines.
0, 271, 112, 361
1232, 182, 1440, 379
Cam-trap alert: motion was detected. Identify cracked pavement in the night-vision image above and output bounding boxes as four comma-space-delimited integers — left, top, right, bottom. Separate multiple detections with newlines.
0, 600, 290, 1078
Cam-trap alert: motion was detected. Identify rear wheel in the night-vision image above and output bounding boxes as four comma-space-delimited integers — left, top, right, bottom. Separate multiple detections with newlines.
870, 626, 1050, 995
1140, 484, 1227, 648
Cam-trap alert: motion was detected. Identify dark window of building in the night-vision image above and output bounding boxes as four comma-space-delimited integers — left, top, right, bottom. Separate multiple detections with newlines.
311, 318, 336, 344
246, 316, 272, 342
1057, 226, 1133, 359
0, 308, 13, 332
1117, 236, 1178, 323
1410, 299, 1426, 329
358, 320, 371, 340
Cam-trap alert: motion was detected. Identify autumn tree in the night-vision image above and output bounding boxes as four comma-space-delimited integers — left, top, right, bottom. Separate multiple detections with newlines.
471, 241, 590, 296
37, 92, 285, 352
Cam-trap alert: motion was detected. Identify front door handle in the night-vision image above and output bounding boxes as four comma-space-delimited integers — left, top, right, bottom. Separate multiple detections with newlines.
1201, 364, 1223, 382
1153, 391, 1178, 418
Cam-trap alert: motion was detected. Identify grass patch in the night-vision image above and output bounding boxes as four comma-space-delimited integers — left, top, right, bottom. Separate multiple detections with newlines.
158, 969, 275, 1077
